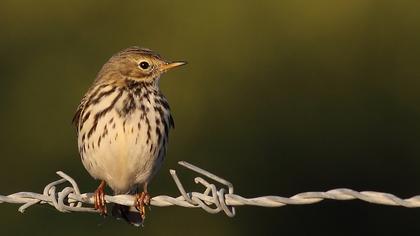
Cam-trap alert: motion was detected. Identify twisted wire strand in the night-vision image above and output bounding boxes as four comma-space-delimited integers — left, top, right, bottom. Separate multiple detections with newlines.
0, 161, 419, 217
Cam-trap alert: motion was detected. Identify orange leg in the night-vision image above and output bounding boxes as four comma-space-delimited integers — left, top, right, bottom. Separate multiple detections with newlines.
94, 180, 107, 215
134, 183, 150, 221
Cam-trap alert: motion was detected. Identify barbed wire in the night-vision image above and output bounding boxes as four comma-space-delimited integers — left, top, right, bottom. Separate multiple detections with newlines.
1, 161, 420, 218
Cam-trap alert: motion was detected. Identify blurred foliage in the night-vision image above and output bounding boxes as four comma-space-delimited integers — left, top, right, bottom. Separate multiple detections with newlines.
1, 0, 420, 235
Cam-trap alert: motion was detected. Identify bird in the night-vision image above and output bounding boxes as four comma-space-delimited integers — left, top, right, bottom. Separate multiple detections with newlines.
72, 46, 186, 226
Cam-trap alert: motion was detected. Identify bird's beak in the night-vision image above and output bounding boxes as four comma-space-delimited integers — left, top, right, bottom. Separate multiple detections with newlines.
159, 61, 187, 72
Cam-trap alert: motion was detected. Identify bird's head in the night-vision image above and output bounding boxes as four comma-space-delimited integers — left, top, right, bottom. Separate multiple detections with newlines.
97, 46, 186, 83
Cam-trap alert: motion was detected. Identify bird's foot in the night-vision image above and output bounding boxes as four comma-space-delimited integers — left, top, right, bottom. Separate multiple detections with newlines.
135, 192, 150, 221
94, 180, 107, 215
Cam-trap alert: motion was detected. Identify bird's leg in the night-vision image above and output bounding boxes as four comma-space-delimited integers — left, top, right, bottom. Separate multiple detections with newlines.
134, 183, 150, 221
94, 180, 107, 215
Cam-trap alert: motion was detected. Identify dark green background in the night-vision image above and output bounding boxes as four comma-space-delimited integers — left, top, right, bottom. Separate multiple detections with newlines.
1, 0, 420, 235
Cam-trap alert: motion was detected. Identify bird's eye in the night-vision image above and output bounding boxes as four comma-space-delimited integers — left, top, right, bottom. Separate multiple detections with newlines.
139, 61, 150, 70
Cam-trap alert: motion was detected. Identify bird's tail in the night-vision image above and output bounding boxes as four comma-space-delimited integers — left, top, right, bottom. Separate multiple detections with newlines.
111, 204, 143, 227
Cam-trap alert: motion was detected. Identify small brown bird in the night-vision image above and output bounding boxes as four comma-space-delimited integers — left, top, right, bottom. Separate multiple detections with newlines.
72, 47, 185, 225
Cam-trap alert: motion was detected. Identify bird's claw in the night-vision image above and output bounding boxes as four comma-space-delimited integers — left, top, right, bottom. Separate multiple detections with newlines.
94, 181, 107, 215
135, 192, 150, 221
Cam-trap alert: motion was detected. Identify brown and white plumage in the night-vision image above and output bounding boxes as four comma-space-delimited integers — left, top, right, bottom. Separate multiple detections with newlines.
73, 47, 185, 225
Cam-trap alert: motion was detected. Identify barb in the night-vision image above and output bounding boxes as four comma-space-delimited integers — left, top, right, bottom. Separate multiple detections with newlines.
1, 161, 420, 218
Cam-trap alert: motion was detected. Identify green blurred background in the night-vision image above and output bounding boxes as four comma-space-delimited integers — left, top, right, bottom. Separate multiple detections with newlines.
1, 0, 420, 235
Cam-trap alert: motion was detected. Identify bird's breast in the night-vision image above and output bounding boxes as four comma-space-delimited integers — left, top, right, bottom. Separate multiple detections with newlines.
77, 83, 172, 193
